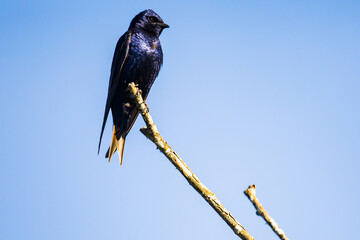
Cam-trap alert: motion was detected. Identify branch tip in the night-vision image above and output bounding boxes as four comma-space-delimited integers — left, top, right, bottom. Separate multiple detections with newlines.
244, 185, 289, 240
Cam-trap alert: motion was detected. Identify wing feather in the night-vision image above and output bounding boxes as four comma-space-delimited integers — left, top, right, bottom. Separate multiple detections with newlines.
98, 31, 132, 154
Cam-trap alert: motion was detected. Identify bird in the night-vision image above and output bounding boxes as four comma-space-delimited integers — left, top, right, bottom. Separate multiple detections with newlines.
98, 9, 169, 165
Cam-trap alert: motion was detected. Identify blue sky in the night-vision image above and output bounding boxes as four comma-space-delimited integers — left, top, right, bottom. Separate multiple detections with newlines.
1, 0, 359, 239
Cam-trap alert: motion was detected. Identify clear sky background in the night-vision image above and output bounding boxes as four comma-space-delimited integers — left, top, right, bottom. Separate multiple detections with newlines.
1, 0, 359, 239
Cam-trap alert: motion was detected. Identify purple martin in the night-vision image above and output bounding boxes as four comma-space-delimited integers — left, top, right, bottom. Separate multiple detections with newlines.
98, 9, 169, 164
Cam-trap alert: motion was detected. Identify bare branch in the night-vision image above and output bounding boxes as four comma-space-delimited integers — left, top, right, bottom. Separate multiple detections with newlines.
244, 185, 289, 240
128, 82, 254, 240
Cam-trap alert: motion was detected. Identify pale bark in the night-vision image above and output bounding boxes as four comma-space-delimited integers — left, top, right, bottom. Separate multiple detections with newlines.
128, 82, 254, 240
244, 185, 289, 240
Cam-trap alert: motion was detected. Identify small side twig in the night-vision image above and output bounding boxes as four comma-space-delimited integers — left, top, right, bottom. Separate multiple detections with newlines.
244, 185, 289, 240
128, 82, 254, 240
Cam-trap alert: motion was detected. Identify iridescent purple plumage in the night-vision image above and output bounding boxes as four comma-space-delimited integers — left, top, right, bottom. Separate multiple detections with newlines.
98, 9, 169, 164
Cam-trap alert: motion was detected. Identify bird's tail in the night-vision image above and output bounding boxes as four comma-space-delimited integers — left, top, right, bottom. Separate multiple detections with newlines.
105, 125, 126, 165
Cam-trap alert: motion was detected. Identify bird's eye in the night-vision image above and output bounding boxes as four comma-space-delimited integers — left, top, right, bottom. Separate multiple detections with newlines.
147, 16, 159, 23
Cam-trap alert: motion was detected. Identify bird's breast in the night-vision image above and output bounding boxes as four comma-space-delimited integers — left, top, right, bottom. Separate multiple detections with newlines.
139, 40, 159, 54
125, 32, 163, 88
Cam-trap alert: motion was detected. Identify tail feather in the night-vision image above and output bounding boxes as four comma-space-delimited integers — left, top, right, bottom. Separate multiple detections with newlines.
106, 125, 126, 165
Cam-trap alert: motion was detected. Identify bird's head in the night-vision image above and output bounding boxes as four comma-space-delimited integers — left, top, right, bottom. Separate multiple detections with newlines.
129, 9, 169, 37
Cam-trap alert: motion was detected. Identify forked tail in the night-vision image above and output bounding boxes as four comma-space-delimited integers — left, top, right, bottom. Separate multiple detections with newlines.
105, 125, 126, 165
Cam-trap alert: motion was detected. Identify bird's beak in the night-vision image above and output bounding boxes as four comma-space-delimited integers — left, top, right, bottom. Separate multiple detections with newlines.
158, 22, 169, 29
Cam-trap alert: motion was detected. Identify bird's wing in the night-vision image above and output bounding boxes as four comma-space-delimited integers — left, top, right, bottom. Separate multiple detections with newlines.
98, 30, 132, 154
